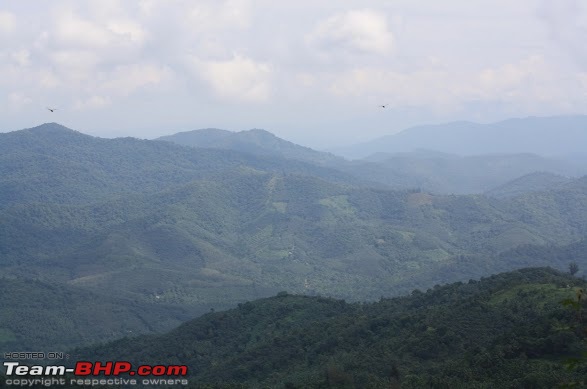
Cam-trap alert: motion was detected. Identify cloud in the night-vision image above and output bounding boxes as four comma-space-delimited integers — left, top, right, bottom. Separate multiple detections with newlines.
106, 20, 147, 45
538, 0, 587, 68
188, 54, 271, 102
8, 92, 32, 108
74, 95, 111, 110
185, 0, 250, 31
38, 70, 60, 88
11, 49, 30, 67
321, 55, 587, 115
0, 11, 16, 35
1, 1, 587, 142
100, 64, 171, 96
53, 12, 114, 49
50, 9, 147, 50
308, 9, 394, 57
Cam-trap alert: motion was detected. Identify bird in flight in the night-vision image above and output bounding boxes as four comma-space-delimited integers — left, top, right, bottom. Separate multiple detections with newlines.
47, 107, 57, 112
379, 104, 388, 108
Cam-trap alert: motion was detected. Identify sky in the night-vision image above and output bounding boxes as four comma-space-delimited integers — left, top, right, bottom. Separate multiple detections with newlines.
1, 0, 586, 148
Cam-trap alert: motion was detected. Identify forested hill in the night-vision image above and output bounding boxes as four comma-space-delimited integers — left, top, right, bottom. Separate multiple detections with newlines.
0, 123, 365, 207
73, 268, 587, 388
158, 125, 586, 195
158, 127, 343, 166
3, 123, 587, 353
485, 172, 572, 198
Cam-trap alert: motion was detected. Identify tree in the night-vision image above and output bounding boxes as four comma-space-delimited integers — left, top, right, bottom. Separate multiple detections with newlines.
569, 262, 579, 276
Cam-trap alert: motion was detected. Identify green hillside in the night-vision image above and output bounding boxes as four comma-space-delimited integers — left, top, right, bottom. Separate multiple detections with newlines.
73, 268, 587, 388
158, 128, 343, 166
485, 172, 572, 198
159, 127, 585, 195
347, 152, 580, 194
0, 123, 363, 208
0, 277, 196, 351
5, 169, 587, 306
3, 123, 587, 352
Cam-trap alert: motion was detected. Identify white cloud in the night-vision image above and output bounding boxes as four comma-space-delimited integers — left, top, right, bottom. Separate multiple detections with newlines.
100, 64, 171, 96
74, 95, 111, 110
538, 0, 587, 68
38, 70, 60, 88
54, 12, 114, 49
186, 0, 250, 31
1, 1, 587, 143
320, 55, 587, 115
579, 73, 587, 90
49, 50, 102, 84
308, 9, 394, 56
189, 54, 272, 102
8, 92, 32, 108
10, 49, 30, 66
51, 9, 147, 50
0, 11, 16, 35
106, 20, 147, 45
477, 56, 547, 99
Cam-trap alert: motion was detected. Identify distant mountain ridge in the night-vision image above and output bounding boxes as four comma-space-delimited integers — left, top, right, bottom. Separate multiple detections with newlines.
157, 125, 587, 194
333, 115, 587, 159
158, 127, 344, 166
485, 172, 572, 198
341, 151, 583, 194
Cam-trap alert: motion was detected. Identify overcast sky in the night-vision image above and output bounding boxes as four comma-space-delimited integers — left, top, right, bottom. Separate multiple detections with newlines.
1, 0, 586, 148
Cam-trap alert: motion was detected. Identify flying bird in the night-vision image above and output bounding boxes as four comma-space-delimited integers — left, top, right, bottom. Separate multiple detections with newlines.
379, 104, 388, 108
47, 107, 57, 112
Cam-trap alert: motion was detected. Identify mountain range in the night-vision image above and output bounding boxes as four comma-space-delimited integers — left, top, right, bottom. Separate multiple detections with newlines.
157, 119, 587, 195
1, 121, 587, 354
331, 115, 587, 159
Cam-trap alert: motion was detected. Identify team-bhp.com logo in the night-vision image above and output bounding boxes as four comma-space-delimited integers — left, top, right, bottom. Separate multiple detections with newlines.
3, 361, 189, 386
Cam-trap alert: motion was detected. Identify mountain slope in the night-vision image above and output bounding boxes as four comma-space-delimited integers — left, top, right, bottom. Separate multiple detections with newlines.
4, 168, 587, 306
0, 277, 196, 351
74, 268, 587, 388
344, 152, 580, 194
158, 126, 585, 194
485, 172, 572, 198
334, 115, 587, 159
158, 128, 343, 166
0, 123, 363, 208
4, 123, 587, 352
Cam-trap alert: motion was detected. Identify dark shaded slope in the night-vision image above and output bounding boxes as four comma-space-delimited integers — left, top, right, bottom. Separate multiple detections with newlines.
0, 277, 196, 351
74, 268, 587, 388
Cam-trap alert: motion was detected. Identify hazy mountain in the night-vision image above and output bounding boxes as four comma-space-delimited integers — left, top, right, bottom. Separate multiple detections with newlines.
333, 115, 587, 159
74, 267, 586, 388
344, 152, 582, 194
4, 123, 587, 351
158, 127, 343, 166
157, 127, 585, 195
485, 172, 572, 198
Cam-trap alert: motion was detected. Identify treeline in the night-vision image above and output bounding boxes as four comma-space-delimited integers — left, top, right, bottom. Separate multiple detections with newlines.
73, 268, 587, 388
